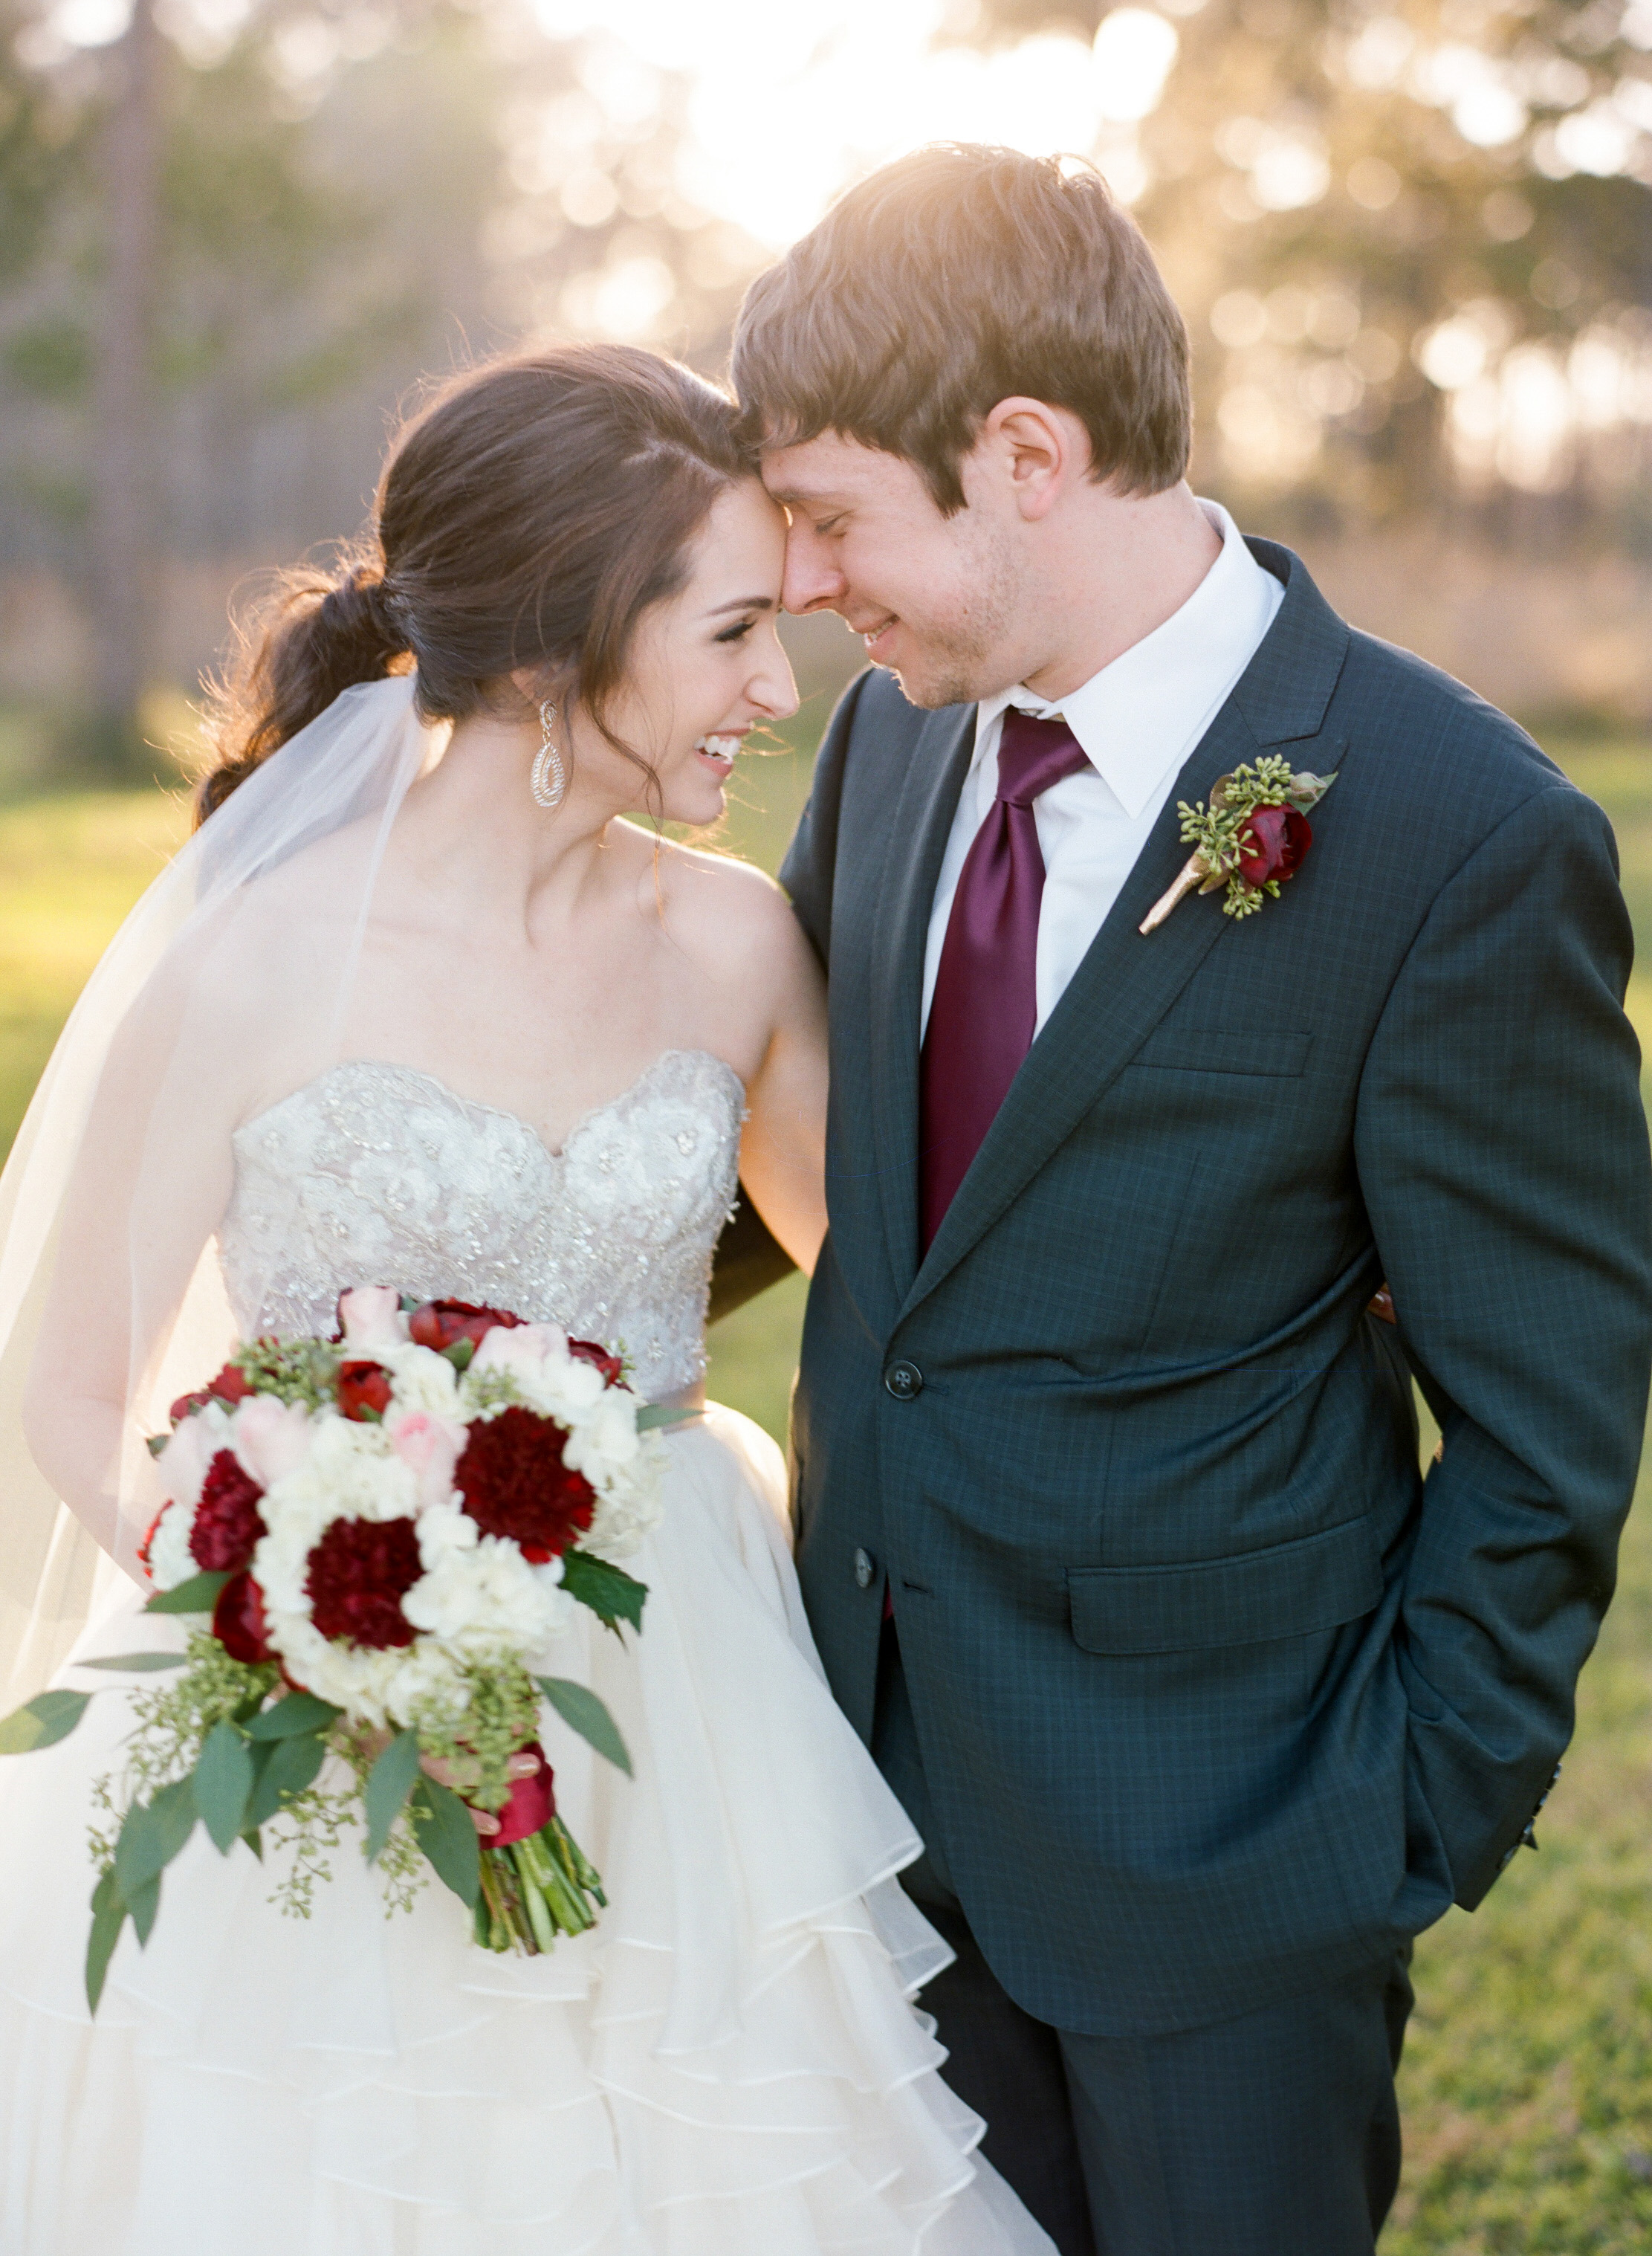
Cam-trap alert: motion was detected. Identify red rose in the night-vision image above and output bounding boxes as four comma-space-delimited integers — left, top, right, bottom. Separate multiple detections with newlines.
305, 1516, 424, 1648
189, 1449, 268, 1573
168, 1361, 253, 1426
1237, 804, 1312, 891
487, 1742, 557, 1846
337, 1360, 393, 1420
454, 1406, 596, 1563
408, 1299, 526, 1353
568, 1338, 624, 1389
213, 1571, 274, 1665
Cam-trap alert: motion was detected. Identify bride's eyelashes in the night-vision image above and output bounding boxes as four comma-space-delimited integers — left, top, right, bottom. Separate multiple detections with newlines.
714, 619, 757, 644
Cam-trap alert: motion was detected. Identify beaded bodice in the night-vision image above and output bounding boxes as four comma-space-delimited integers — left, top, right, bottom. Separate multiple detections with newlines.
219, 1052, 745, 1399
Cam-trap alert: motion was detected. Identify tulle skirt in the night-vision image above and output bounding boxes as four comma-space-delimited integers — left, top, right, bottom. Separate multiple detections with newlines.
0, 1405, 1052, 2255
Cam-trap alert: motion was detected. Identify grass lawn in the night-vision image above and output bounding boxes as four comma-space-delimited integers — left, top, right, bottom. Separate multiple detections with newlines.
2, 728, 1651, 2248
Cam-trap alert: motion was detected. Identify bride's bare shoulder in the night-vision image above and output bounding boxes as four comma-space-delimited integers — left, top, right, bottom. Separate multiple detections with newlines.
633, 830, 803, 954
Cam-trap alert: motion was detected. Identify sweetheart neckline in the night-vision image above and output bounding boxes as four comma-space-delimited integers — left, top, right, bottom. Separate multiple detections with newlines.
234, 1049, 745, 1165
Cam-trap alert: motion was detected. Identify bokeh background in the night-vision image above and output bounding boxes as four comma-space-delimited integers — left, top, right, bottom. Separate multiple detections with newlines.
1, 0, 1651, 2243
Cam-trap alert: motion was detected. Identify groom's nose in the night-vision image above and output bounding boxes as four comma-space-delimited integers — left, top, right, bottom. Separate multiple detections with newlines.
781, 523, 849, 618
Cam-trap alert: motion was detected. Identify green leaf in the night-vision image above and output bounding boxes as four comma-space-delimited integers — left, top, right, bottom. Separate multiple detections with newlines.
193, 1721, 255, 1853
77, 1651, 188, 1672
635, 1403, 703, 1432
144, 1570, 231, 1615
113, 1775, 197, 1901
0, 1687, 91, 1754
127, 1872, 161, 1947
146, 1432, 169, 1459
363, 1729, 421, 1863
240, 1826, 263, 1862
245, 1729, 328, 1828
535, 1675, 632, 1777
85, 1868, 128, 2014
244, 1690, 343, 1741
410, 1776, 481, 1908
440, 1337, 475, 1372
559, 1551, 648, 1636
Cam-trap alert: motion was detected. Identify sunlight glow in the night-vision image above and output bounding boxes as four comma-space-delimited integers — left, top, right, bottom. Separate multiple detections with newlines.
531, 0, 1179, 245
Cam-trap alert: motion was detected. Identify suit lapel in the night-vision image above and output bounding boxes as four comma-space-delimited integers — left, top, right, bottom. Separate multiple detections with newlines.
866, 702, 977, 1305
897, 543, 1352, 1323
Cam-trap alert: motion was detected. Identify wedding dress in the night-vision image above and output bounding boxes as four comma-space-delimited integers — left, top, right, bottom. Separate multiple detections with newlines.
0, 1044, 1052, 2255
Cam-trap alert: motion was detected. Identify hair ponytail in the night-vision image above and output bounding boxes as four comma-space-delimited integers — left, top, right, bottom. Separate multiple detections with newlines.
196, 556, 410, 825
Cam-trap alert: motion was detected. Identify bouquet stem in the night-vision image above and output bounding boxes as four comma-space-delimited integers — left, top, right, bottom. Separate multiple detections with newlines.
473, 1814, 606, 1954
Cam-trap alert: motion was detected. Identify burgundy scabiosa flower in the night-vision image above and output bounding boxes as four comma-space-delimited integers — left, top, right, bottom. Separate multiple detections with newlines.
305, 1516, 424, 1648
454, 1406, 595, 1564
189, 1449, 268, 1574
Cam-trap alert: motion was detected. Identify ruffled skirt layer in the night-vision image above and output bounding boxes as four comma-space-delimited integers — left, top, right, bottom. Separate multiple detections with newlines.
0, 1406, 1051, 2255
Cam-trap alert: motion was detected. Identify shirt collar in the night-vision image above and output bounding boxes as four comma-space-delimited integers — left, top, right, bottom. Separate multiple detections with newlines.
973, 501, 1280, 821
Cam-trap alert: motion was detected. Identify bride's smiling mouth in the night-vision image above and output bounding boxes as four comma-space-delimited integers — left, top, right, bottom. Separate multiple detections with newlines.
693, 733, 745, 778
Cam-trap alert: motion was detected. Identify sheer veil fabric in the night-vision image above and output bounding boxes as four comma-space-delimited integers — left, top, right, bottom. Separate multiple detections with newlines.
0, 673, 433, 1708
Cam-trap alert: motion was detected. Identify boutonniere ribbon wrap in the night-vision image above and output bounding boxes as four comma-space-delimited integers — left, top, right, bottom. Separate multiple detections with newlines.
1140, 756, 1338, 935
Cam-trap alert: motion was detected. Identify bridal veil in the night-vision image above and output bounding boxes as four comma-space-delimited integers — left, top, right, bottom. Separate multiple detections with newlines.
0, 673, 438, 1706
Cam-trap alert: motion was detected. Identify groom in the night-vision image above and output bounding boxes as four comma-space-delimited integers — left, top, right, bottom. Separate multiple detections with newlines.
728, 145, 1652, 2252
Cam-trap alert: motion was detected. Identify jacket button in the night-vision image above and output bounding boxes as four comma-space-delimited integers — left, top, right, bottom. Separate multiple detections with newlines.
884, 1360, 924, 1400
853, 1548, 875, 1589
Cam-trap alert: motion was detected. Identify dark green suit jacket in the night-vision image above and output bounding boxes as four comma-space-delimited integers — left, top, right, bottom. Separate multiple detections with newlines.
778, 540, 1652, 2037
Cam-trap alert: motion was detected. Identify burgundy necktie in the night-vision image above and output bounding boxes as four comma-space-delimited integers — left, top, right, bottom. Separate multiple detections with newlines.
919, 710, 1091, 1253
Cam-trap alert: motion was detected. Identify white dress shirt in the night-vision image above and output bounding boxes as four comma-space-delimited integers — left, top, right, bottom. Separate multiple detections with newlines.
920, 501, 1283, 1039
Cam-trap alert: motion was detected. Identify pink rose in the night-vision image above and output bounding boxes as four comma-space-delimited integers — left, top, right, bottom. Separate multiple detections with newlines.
228, 1394, 314, 1489
336, 1287, 407, 1357
384, 1406, 465, 1509
470, 1322, 571, 1384
155, 1400, 232, 1511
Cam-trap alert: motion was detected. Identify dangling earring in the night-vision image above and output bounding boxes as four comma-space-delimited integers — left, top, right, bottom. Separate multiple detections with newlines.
531, 699, 567, 811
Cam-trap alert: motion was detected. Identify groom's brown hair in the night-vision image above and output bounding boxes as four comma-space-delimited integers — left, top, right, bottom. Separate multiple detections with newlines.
731, 143, 1191, 514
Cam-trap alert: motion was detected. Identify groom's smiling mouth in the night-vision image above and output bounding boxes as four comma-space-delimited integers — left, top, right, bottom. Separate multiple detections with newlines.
857, 615, 898, 657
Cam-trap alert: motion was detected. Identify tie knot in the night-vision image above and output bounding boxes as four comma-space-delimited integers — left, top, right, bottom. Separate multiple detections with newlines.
995, 709, 1089, 807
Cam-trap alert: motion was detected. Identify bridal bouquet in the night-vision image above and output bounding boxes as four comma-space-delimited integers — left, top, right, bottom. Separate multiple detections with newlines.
1, 1289, 670, 2011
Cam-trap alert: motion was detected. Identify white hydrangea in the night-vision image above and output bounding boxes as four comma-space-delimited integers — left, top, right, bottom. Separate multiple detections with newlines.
381, 1342, 464, 1420
581, 1430, 668, 1560
144, 1499, 199, 1591
403, 1526, 573, 1658
265, 1603, 471, 1729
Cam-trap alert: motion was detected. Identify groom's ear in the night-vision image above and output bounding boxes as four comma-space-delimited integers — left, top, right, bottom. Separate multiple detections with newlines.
974, 399, 1092, 524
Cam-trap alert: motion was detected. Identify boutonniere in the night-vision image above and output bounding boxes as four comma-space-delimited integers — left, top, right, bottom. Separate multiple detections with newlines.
1139, 756, 1337, 934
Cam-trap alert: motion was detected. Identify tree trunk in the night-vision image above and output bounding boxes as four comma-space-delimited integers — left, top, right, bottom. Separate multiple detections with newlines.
88, 0, 162, 772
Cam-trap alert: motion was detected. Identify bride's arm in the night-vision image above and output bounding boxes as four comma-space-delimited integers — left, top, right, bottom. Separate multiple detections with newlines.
20, 972, 249, 1566
733, 890, 829, 1278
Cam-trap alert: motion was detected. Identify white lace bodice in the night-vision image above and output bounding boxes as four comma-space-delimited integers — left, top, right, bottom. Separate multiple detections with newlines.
219, 1051, 745, 1399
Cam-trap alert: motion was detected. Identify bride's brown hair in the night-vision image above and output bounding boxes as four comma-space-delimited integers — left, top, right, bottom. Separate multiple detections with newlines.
197, 344, 753, 823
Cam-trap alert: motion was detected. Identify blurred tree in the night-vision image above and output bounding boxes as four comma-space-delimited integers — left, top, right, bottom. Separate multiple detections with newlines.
0, 0, 770, 757
0, 7, 82, 287
88, 0, 160, 769
957, 0, 1652, 531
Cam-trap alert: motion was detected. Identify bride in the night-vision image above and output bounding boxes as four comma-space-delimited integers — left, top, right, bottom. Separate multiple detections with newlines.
0, 345, 1053, 2253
